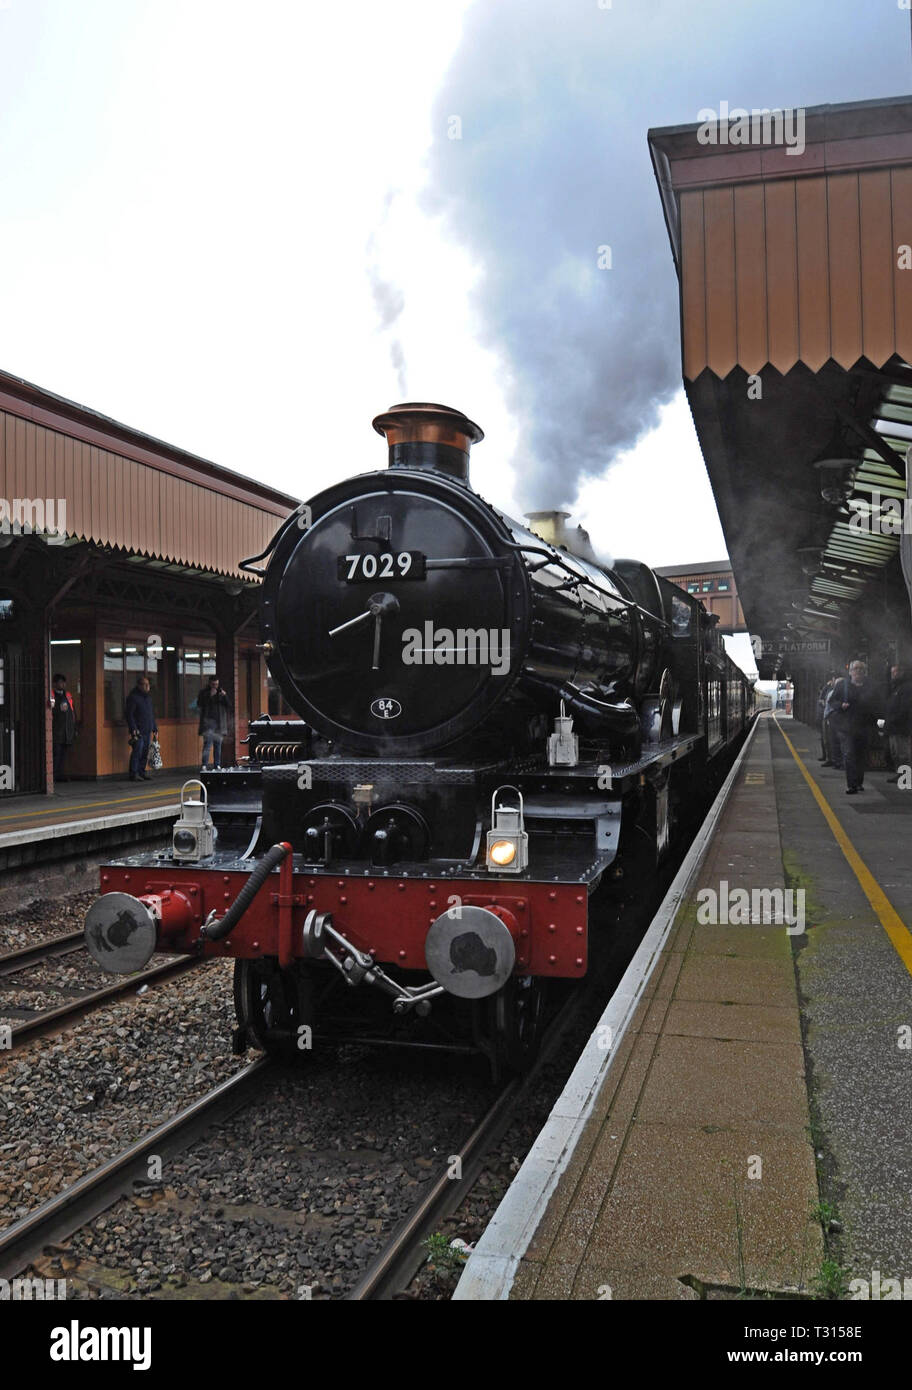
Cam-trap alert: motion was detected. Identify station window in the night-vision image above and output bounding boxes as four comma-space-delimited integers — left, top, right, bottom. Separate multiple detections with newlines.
149, 643, 181, 719
104, 632, 216, 721
718, 580, 730, 592
181, 642, 217, 718
686, 582, 699, 594
103, 641, 125, 721
124, 642, 145, 682
702, 580, 713, 592
49, 638, 82, 710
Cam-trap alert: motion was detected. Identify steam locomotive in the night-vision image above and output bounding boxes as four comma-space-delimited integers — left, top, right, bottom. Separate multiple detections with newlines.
85, 404, 753, 1072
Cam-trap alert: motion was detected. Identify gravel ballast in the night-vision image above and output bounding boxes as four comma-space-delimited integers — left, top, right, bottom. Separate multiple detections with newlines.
55, 1052, 497, 1299
0, 891, 96, 955
0, 960, 246, 1221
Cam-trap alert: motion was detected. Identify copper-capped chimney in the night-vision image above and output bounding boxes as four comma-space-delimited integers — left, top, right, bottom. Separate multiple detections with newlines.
371, 402, 483, 484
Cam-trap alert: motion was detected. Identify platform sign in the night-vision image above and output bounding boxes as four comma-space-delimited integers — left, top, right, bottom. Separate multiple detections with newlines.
756, 642, 828, 658
754, 637, 830, 656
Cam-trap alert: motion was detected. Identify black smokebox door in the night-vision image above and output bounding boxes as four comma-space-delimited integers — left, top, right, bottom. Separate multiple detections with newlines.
275, 490, 510, 742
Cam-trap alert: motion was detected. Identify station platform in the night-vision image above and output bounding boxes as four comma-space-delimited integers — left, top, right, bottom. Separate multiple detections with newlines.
0, 775, 184, 851
455, 712, 912, 1300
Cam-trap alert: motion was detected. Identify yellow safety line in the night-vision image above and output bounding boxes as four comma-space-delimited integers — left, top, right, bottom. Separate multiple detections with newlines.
0, 788, 180, 825
774, 717, 912, 978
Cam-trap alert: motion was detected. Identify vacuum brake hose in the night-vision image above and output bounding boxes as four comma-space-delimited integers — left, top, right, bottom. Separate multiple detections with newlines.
202, 842, 290, 941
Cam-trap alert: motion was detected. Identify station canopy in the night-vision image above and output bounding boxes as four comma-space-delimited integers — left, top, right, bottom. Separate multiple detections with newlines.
0, 369, 296, 583
649, 96, 912, 679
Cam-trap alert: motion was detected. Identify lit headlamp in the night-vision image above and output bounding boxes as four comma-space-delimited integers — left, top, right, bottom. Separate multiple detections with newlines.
485, 786, 528, 873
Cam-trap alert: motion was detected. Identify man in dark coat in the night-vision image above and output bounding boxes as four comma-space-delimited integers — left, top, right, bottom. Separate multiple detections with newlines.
197, 674, 230, 770
826, 661, 879, 794
50, 673, 76, 783
124, 675, 158, 781
885, 664, 912, 783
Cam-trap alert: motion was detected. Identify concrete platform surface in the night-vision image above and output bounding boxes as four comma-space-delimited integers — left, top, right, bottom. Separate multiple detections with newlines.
456, 713, 912, 1299
0, 775, 185, 848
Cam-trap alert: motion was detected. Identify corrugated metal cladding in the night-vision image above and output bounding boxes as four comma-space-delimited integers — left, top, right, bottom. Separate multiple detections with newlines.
0, 408, 289, 578
680, 168, 912, 380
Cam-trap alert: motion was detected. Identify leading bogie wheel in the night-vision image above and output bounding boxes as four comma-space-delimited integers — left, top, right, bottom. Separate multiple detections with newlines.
233, 958, 315, 1062
490, 974, 547, 1076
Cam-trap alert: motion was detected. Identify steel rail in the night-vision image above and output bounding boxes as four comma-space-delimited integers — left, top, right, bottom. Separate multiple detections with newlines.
0, 930, 84, 978
8, 955, 203, 1048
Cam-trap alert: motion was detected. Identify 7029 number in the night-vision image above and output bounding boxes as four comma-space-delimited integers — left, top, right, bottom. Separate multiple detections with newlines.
338, 551, 426, 582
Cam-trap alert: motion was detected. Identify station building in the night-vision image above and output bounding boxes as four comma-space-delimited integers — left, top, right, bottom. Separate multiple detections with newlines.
0, 370, 298, 796
653, 559, 746, 634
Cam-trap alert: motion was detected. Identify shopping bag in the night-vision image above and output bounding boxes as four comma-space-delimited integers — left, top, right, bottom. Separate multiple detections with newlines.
148, 736, 163, 771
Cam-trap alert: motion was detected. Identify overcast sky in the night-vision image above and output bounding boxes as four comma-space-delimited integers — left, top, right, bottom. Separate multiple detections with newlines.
1, 1, 910, 678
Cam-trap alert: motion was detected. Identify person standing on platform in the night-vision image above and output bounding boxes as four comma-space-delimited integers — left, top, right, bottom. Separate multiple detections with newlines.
816, 677, 829, 760
828, 661, 878, 794
50, 673, 76, 783
818, 674, 838, 766
124, 674, 158, 782
819, 674, 843, 769
197, 673, 230, 770
885, 664, 912, 783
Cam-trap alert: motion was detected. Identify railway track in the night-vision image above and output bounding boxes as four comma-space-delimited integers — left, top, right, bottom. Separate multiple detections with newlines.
0, 1060, 269, 1282
1, 991, 576, 1299
349, 985, 581, 1300
348, 1077, 520, 1299
0, 931, 85, 978
2, 947, 202, 1049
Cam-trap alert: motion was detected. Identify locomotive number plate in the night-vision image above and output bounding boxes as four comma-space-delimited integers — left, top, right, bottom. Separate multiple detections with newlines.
338, 551, 427, 583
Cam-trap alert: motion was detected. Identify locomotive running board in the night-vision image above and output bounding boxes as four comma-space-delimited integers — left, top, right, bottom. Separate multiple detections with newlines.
523, 795, 622, 855
598, 732, 701, 781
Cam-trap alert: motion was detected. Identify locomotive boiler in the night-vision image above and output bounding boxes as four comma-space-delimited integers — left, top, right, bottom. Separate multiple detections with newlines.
85, 403, 753, 1072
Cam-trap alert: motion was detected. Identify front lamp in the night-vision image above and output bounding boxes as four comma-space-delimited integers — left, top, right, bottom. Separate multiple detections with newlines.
172, 779, 215, 862
485, 786, 528, 874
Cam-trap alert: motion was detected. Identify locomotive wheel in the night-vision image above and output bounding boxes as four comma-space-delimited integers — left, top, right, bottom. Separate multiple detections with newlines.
489, 975, 547, 1076
233, 959, 315, 1062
